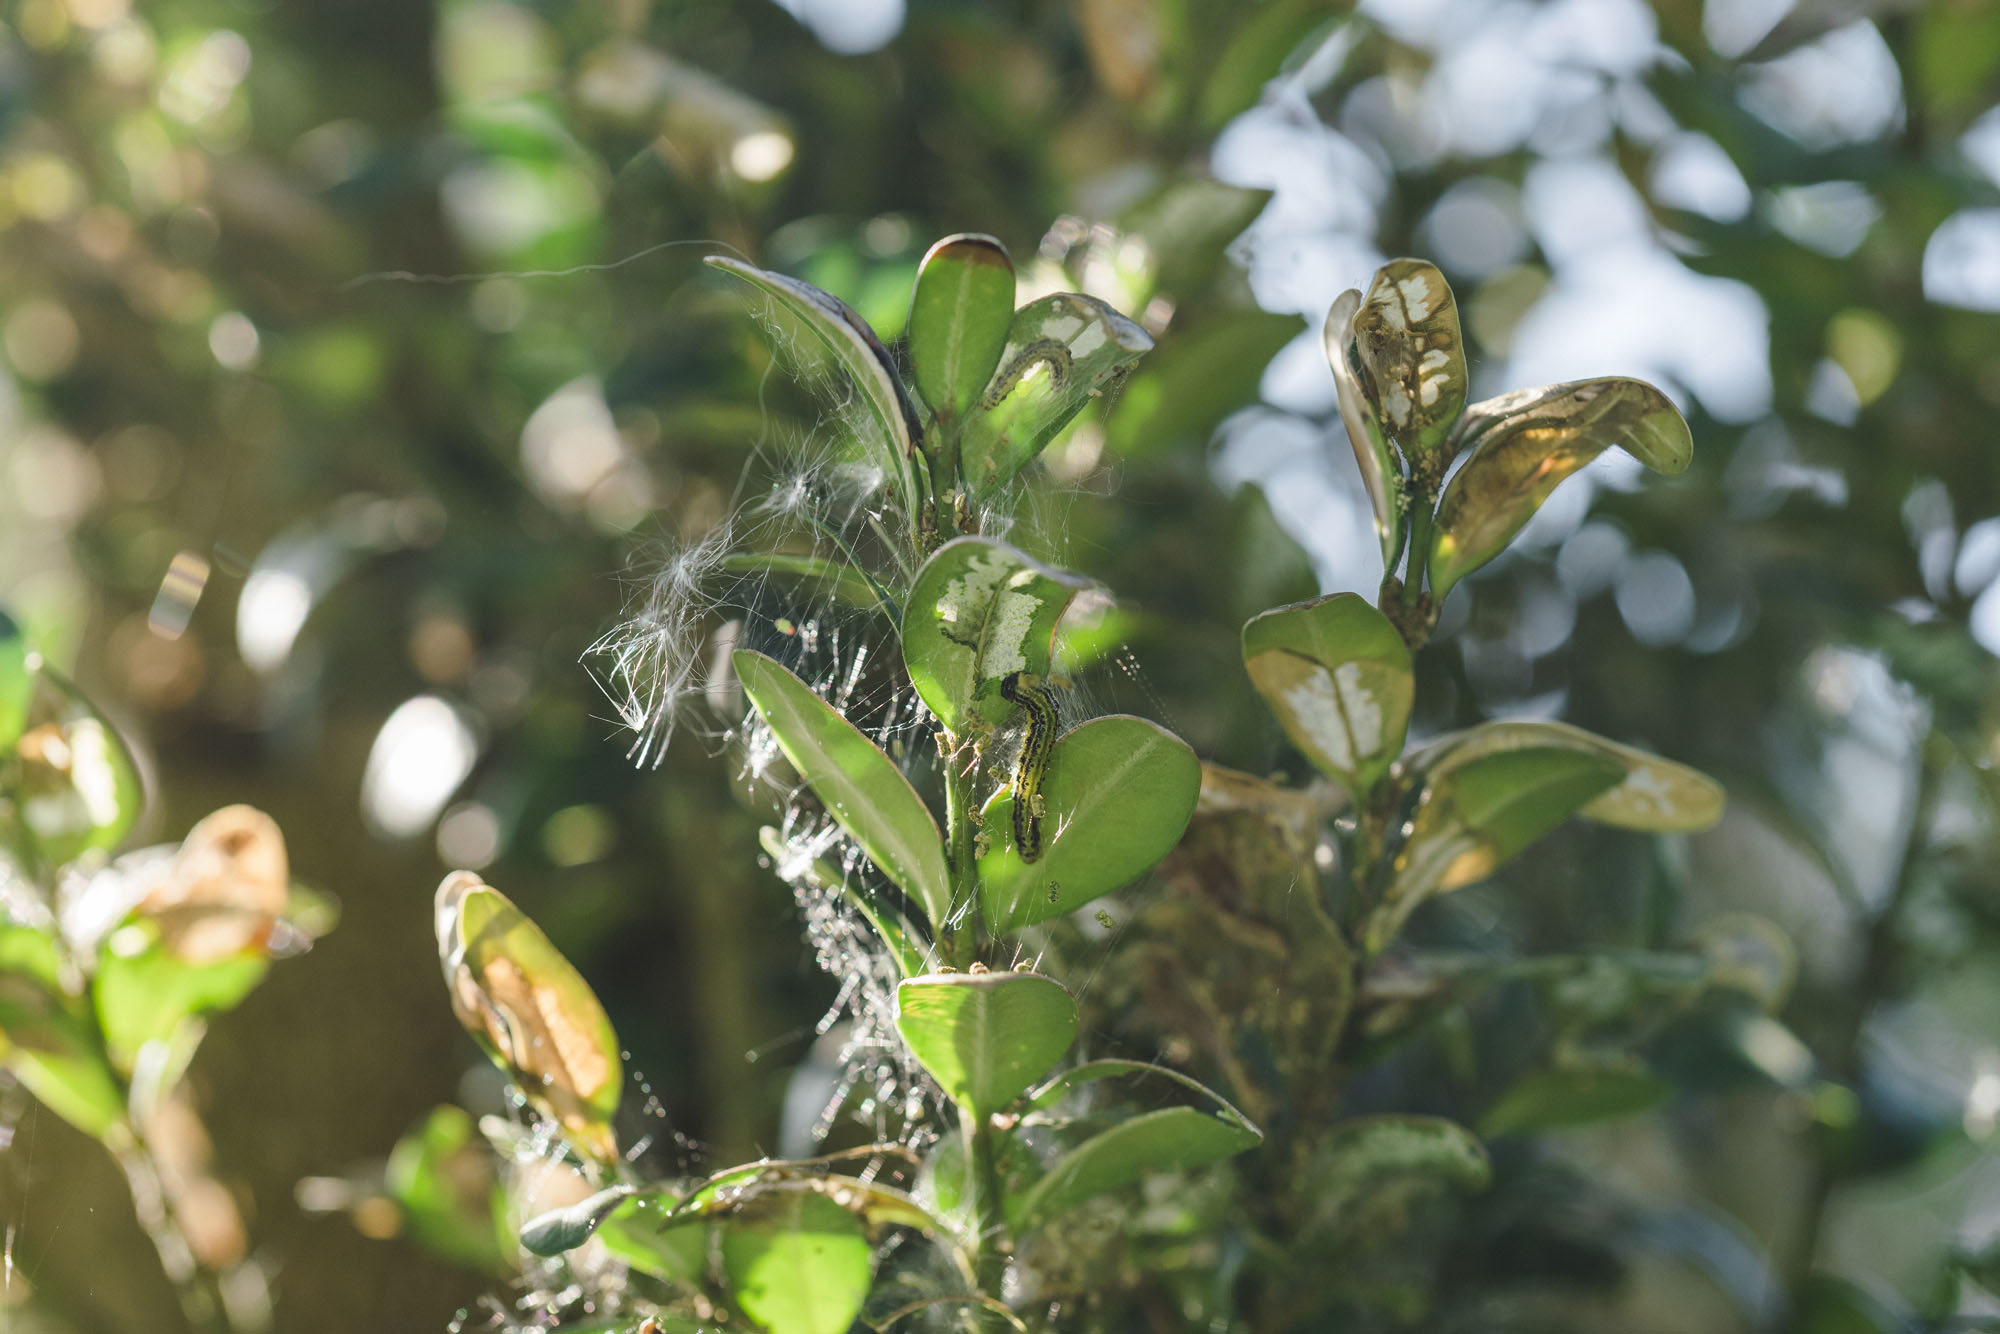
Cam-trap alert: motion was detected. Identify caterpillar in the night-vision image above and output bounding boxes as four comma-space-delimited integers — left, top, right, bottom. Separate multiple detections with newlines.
979, 338, 1072, 411
999, 671, 1058, 863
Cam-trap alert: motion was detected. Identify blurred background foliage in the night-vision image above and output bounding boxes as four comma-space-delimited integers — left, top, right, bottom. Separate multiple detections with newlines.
5, 0, 2000, 1329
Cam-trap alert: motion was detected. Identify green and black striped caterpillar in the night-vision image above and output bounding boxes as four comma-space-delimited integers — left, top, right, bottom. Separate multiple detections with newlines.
999, 671, 1058, 862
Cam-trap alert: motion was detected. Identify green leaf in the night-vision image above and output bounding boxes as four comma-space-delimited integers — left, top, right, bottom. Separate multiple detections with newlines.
1479, 1062, 1670, 1136
1119, 179, 1271, 297
596, 1191, 707, 1285
978, 715, 1201, 931
719, 552, 896, 619
907, 233, 1016, 421
1023, 1058, 1251, 1117
1241, 593, 1412, 796
1428, 377, 1693, 602
1350, 259, 1467, 466
900, 537, 1089, 737
384, 1105, 509, 1274
1372, 747, 1625, 951
92, 923, 270, 1073
435, 872, 624, 1165
959, 293, 1153, 501
0, 609, 31, 752
0, 968, 126, 1141
895, 970, 1077, 1119
721, 1191, 873, 1334
6, 1039, 127, 1141
1324, 290, 1405, 569
1307, 1116, 1490, 1239
1200, 1, 1341, 128
0, 922, 62, 993
1013, 1105, 1262, 1234
8, 672, 143, 867
520, 1183, 637, 1256
706, 256, 925, 520
734, 650, 952, 927
1407, 719, 1724, 833
1103, 310, 1301, 457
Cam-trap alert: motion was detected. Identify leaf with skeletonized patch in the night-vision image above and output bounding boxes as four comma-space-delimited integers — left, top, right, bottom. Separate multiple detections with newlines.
1428, 377, 1691, 603
1350, 259, 1467, 468
959, 294, 1152, 501
1325, 291, 1404, 568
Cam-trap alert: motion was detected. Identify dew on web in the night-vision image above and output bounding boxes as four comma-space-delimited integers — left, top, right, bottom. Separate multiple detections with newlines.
765, 803, 939, 1143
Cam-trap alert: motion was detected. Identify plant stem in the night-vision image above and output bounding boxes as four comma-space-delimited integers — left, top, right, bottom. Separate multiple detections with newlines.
939, 731, 978, 970
962, 1102, 1008, 1292
1400, 503, 1434, 610
1788, 739, 1941, 1295
110, 1136, 236, 1334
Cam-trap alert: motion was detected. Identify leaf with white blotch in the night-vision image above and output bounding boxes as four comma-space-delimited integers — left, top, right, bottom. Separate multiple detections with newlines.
706, 256, 925, 521
1369, 746, 1624, 952
435, 872, 623, 1165
901, 537, 1089, 737
721, 1191, 873, 1334
1325, 290, 1405, 568
960, 292, 1153, 501
1242, 593, 1412, 796
1405, 719, 1724, 834
907, 234, 1016, 420
1428, 377, 1692, 602
734, 650, 952, 927
979, 715, 1201, 931
1308, 1116, 1490, 1240
1351, 259, 1467, 467
896, 970, 1076, 1119
1013, 1103, 1262, 1234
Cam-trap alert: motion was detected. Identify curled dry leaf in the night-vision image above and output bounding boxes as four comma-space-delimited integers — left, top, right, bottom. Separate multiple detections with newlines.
435, 871, 622, 1165
139, 806, 290, 964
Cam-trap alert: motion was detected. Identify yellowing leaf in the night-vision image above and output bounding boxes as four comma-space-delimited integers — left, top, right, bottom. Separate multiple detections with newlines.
435, 872, 622, 1165
1428, 377, 1692, 602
